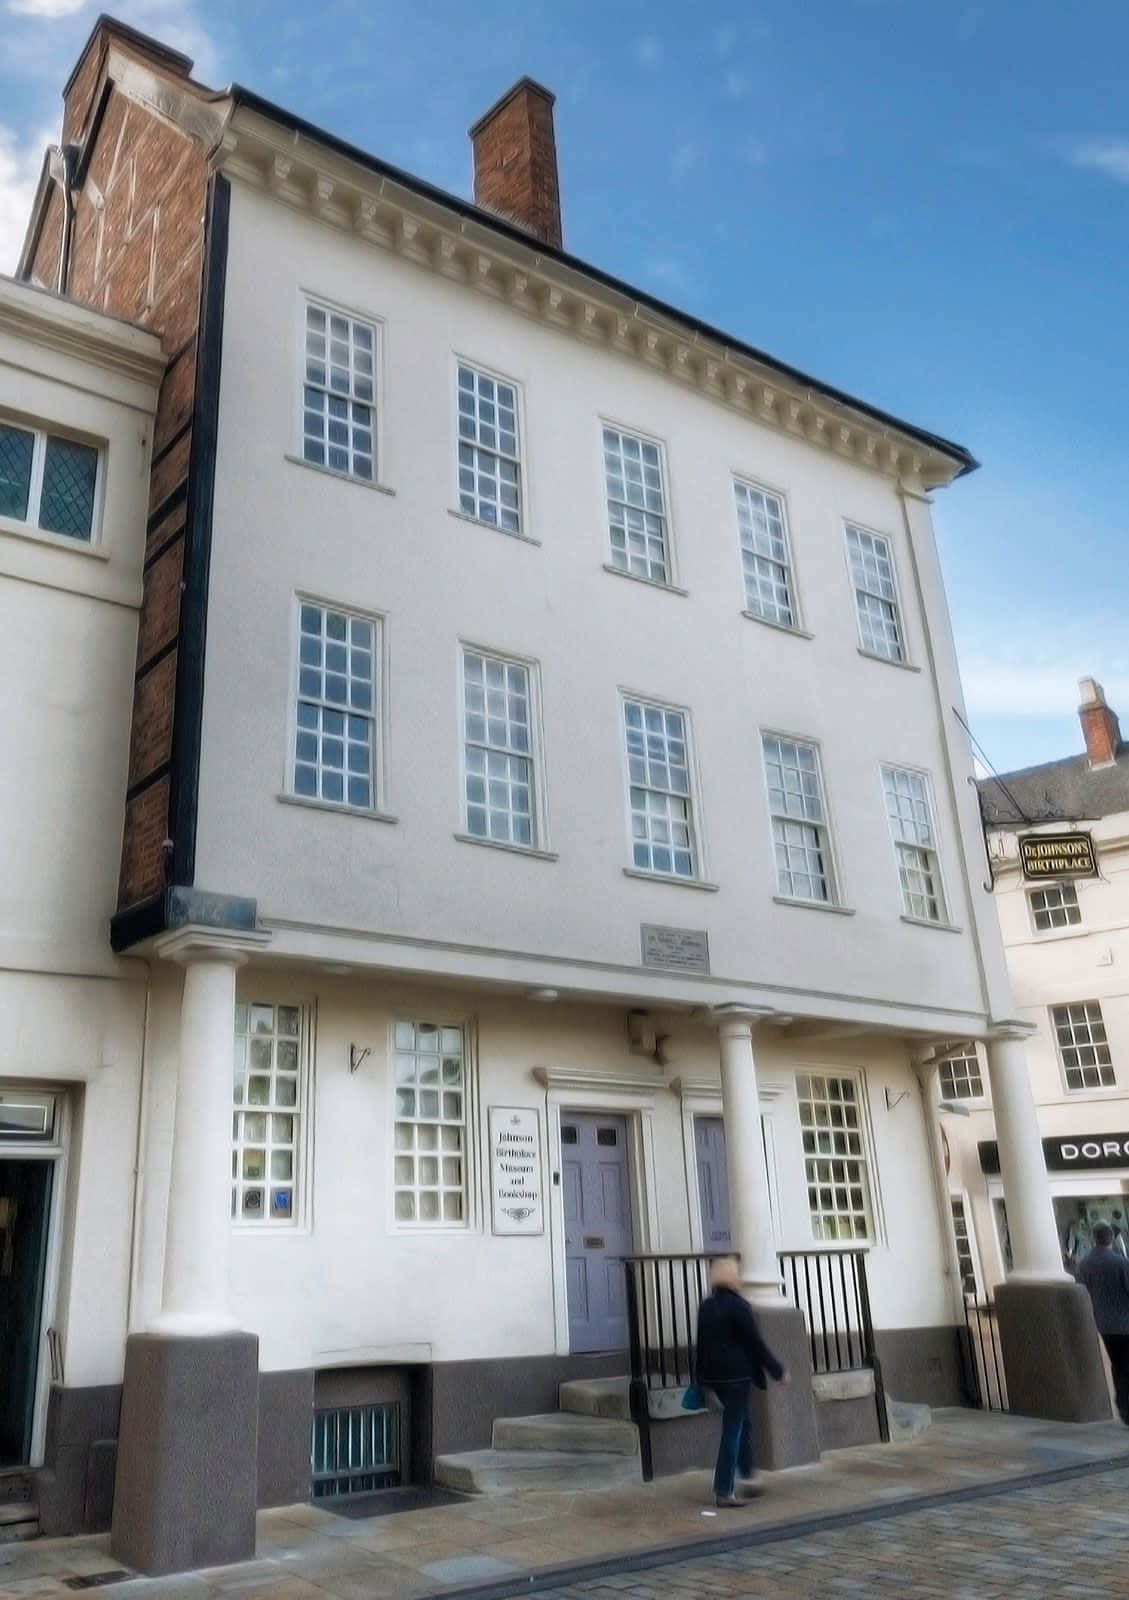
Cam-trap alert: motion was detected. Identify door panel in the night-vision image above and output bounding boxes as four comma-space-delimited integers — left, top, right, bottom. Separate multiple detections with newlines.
562, 1114, 632, 1352
695, 1115, 733, 1250
0, 1159, 52, 1466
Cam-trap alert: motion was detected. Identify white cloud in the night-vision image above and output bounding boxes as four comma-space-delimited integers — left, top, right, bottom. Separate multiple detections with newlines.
111, 0, 222, 82
670, 141, 701, 182
1070, 139, 1129, 183
7, 0, 85, 15
0, 121, 56, 276
635, 34, 661, 68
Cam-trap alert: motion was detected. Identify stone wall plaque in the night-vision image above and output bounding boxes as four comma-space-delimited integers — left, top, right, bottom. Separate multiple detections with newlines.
641, 924, 710, 974
489, 1107, 544, 1235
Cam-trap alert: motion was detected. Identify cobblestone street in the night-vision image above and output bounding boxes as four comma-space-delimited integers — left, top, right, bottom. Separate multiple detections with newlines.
533, 1465, 1129, 1600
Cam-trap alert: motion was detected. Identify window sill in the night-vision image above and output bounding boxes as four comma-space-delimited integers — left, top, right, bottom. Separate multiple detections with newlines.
285, 453, 396, 496
857, 648, 921, 673
773, 895, 855, 916
232, 1222, 309, 1236
448, 508, 541, 546
0, 514, 105, 559
900, 914, 964, 934
277, 792, 398, 824
623, 867, 719, 892
455, 832, 558, 861
741, 610, 813, 639
602, 563, 688, 597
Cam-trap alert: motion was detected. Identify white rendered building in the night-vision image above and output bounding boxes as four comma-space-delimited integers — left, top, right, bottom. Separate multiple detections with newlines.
6, 15, 1102, 1572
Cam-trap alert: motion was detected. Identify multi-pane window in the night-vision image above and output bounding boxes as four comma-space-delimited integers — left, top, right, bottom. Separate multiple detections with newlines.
462, 649, 536, 846
734, 481, 795, 627
0, 418, 98, 541
938, 1044, 985, 1102
301, 301, 377, 481
624, 699, 696, 878
883, 766, 946, 923
797, 1073, 872, 1242
846, 523, 904, 662
762, 735, 834, 903
950, 1196, 978, 1297
294, 602, 377, 809
1030, 883, 1082, 932
457, 365, 521, 533
392, 1020, 468, 1225
1052, 1001, 1115, 1091
233, 1003, 302, 1224
603, 427, 669, 583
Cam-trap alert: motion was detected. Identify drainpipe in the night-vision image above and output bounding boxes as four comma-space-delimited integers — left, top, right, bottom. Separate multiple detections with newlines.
125, 971, 153, 1334
914, 1055, 969, 1327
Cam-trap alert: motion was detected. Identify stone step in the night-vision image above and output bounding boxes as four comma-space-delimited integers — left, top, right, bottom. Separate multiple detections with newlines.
0, 1502, 39, 1543
558, 1376, 631, 1420
492, 1412, 638, 1455
434, 1448, 642, 1496
887, 1399, 932, 1443
0, 1471, 35, 1507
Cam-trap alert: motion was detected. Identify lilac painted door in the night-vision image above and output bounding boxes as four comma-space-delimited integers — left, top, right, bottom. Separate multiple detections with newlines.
695, 1115, 733, 1250
562, 1113, 633, 1352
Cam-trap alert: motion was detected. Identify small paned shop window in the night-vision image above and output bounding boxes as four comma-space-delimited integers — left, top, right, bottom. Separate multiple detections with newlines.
393, 1020, 467, 1225
301, 301, 377, 481
1029, 882, 1081, 932
293, 602, 378, 809
797, 1073, 873, 1242
845, 523, 904, 662
1052, 1000, 1115, 1091
938, 1044, 985, 1102
0, 418, 99, 541
233, 1003, 303, 1223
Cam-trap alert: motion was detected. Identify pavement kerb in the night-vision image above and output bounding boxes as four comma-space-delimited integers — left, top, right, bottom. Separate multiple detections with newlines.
406, 1448, 1129, 1600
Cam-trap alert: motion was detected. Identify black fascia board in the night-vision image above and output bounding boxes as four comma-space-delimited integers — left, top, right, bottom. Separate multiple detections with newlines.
229, 83, 978, 479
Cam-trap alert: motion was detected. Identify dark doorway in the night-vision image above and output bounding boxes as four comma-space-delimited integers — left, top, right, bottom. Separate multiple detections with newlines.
0, 1159, 52, 1466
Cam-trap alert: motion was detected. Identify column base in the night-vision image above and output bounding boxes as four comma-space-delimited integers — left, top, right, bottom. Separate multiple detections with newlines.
749, 1303, 821, 1469
111, 1330, 259, 1575
995, 1280, 1112, 1423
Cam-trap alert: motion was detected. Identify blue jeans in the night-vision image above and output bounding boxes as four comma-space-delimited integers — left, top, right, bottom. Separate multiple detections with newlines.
712, 1381, 755, 1496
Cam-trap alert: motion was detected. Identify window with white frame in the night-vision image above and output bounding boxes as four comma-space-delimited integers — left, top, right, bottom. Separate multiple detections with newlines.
883, 765, 946, 923
293, 601, 378, 809
603, 426, 669, 583
797, 1073, 873, 1241
938, 1044, 984, 1102
392, 1020, 468, 1225
734, 480, 795, 627
846, 523, 904, 661
456, 364, 521, 532
0, 417, 99, 541
1052, 1001, 1115, 1091
462, 648, 537, 846
623, 699, 696, 877
762, 734, 835, 903
950, 1196, 979, 1297
1029, 883, 1081, 933
301, 301, 377, 481
233, 1002, 303, 1224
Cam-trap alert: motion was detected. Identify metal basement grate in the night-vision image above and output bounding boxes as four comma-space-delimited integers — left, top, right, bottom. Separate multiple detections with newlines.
311, 1402, 401, 1499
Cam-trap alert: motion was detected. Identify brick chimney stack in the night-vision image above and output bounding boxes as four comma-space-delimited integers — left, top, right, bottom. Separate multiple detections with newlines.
469, 78, 562, 249
1078, 677, 1122, 766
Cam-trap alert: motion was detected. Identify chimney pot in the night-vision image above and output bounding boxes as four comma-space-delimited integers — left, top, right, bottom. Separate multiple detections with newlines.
469, 77, 562, 249
1078, 676, 1122, 766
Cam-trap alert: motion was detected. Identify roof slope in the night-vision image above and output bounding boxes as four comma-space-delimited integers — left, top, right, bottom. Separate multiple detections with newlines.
978, 749, 1129, 828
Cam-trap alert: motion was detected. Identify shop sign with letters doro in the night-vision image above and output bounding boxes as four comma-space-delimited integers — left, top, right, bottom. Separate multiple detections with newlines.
489, 1107, 543, 1235
1018, 832, 1098, 880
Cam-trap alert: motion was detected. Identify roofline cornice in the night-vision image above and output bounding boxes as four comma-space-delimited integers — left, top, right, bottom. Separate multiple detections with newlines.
0, 275, 165, 386
216, 103, 974, 493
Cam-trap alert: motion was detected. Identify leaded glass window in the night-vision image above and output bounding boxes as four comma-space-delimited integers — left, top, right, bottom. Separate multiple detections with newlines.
457, 365, 521, 532
233, 1003, 303, 1224
294, 602, 377, 809
0, 418, 98, 540
302, 301, 377, 481
392, 1020, 467, 1225
623, 699, 696, 878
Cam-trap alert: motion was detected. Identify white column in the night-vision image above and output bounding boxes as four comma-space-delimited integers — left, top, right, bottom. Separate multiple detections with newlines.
986, 1022, 1069, 1283
712, 1004, 781, 1304
150, 930, 263, 1334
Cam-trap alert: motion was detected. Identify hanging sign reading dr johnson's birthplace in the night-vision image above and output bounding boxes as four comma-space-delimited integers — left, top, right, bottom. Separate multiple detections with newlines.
489, 1107, 544, 1235
1018, 832, 1098, 881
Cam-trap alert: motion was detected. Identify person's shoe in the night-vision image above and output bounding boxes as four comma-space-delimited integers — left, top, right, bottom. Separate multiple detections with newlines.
715, 1494, 745, 1508
739, 1478, 766, 1498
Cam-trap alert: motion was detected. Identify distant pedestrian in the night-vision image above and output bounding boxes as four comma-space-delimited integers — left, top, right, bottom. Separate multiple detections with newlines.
694, 1256, 789, 1507
1077, 1221, 1129, 1424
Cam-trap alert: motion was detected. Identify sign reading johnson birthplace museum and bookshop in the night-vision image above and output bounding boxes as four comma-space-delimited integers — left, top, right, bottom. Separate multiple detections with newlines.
980, 1133, 1129, 1175
1018, 831, 1098, 881
489, 1107, 544, 1235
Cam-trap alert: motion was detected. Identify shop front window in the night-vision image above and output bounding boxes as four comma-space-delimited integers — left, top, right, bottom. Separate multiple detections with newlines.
233, 1002, 303, 1224
392, 1020, 468, 1225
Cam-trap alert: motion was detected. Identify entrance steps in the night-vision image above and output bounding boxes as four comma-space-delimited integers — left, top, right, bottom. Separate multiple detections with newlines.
433, 1383, 642, 1496
0, 1472, 39, 1543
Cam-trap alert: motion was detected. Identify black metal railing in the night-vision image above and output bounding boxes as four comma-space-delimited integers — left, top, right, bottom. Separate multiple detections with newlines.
624, 1247, 889, 1478
962, 1295, 1008, 1411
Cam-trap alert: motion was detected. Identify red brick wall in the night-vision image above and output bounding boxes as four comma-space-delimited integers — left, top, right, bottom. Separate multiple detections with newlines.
28, 23, 212, 911
471, 80, 562, 249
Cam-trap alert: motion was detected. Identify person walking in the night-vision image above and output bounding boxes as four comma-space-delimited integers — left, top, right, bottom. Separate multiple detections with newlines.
694, 1256, 789, 1507
1077, 1221, 1129, 1425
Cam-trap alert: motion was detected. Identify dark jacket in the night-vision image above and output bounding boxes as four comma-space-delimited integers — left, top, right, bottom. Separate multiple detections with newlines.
1078, 1246, 1129, 1336
695, 1287, 784, 1389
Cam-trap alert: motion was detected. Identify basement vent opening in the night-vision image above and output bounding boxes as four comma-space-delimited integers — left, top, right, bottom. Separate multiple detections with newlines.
311, 1402, 401, 1500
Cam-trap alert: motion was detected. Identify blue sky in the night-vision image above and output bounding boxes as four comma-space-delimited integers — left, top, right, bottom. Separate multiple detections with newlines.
2, 0, 1126, 776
